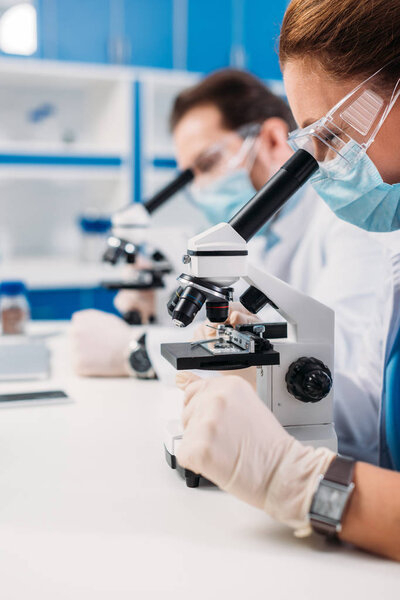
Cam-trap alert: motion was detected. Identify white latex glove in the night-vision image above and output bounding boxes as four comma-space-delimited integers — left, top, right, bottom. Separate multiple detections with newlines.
114, 289, 156, 324
70, 309, 139, 377
192, 302, 259, 341
228, 301, 260, 328
192, 302, 260, 388
176, 372, 335, 533
114, 260, 156, 324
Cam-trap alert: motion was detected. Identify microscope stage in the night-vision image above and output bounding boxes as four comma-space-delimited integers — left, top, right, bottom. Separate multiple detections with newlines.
161, 342, 280, 371
101, 269, 165, 290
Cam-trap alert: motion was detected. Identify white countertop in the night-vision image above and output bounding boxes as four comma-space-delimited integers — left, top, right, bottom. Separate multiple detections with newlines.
0, 324, 398, 598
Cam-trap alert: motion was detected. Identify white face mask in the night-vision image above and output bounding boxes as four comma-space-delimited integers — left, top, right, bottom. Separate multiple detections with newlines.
311, 140, 400, 232
288, 58, 400, 232
188, 124, 261, 225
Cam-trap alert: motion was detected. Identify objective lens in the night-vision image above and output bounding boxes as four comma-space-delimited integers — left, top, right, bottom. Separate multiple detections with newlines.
102, 238, 137, 265
206, 301, 229, 323
103, 246, 120, 265
172, 286, 206, 327
167, 286, 184, 316
124, 310, 142, 325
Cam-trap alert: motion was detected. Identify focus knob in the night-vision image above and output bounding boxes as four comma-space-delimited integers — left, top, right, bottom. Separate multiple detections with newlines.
285, 357, 332, 403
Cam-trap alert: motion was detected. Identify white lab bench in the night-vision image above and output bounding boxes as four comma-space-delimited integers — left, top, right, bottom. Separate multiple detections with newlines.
0, 324, 397, 599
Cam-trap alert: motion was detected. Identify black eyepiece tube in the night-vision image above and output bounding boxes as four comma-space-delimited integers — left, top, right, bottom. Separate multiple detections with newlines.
229, 149, 318, 242
145, 168, 194, 214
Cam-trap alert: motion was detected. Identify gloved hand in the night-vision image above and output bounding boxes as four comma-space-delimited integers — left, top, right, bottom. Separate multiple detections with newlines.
114, 260, 156, 324
176, 372, 335, 533
228, 302, 259, 328
192, 302, 258, 341
114, 289, 156, 324
70, 309, 140, 377
192, 302, 260, 388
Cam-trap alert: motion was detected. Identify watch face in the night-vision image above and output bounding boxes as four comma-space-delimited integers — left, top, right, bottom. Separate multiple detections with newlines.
130, 347, 151, 374
311, 483, 350, 521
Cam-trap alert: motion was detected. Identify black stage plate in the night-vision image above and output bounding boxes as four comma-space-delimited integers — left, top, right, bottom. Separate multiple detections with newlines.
101, 278, 164, 290
161, 342, 280, 371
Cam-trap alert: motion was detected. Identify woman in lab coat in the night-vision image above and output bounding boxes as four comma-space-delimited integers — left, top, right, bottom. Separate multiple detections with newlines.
175, 0, 400, 561
71, 69, 387, 464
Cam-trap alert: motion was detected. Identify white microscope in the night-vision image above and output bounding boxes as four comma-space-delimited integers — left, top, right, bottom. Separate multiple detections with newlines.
161, 149, 338, 487
102, 168, 194, 324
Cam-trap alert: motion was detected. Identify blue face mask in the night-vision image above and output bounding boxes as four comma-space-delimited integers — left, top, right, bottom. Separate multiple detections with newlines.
311, 144, 400, 232
189, 168, 256, 225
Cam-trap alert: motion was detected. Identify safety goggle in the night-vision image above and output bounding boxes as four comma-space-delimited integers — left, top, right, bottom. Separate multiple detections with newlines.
288, 59, 400, 173
191, 123, 261, 188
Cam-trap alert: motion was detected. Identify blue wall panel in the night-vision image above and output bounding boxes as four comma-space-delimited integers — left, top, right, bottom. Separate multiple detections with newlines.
243, 0, 288, 80
187, 0, 232, 73
124, 0, 173, 68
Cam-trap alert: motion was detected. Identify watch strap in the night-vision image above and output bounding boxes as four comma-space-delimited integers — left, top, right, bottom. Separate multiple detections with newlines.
309, 518, 337, 537
127, 334, 156, 379
324, 455, 355, 486
310, 455, 355, 537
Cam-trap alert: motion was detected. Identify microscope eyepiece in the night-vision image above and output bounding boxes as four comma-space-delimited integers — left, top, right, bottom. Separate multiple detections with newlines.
145, 168, 194, 214
229, 149, 318, 242
171, 286, 206, 327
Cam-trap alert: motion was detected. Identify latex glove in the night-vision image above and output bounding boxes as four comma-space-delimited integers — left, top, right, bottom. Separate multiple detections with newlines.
228, 301, 259, 328
192, 302, 260, 388
70, 309, 139, 377
192, 302, 259, 341
176, 372, 335, 533
114, 260, 156, 324
114, 289, 156, 324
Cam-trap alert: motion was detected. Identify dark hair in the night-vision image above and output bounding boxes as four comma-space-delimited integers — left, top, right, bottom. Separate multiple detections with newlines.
170, 68, 296, 132
280, 0, 400, 90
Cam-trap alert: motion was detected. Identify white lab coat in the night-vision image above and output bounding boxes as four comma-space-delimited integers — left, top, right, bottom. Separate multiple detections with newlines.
145, 186, 389, 463
333, 231, 400, 466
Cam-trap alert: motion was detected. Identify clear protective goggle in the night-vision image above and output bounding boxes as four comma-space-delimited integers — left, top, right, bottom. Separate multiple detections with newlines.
191, 123, 261, 188
288, 60, 400, 174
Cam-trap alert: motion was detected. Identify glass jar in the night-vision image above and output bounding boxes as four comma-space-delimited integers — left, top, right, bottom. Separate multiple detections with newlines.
0, 281, 30, 335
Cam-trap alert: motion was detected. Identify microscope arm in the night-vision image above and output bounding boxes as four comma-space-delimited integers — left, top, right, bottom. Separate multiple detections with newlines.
244, 263, 334, 345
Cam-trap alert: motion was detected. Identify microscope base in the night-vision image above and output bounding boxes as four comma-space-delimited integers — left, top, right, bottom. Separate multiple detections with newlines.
164, 420, 337, 488
285, 423, 337, 452
164, 445, 203, 488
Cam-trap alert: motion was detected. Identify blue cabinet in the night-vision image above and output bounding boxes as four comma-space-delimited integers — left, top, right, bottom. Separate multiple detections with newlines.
28, 287, 119, 320
186, 0, 232, 73
56, 0, 111, 63
36, 0, 288, 75
38, 0, 174, 68
38, 0, 111, 63
243, 0, 288, 80
124, 0, 174, 69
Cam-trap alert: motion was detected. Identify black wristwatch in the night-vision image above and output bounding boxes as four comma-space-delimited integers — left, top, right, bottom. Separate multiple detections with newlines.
309, 455, 355, 537
126, 334, 157, 380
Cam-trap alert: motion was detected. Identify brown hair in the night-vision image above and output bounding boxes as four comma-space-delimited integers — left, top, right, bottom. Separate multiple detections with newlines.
170, 68, 296, 132
279, 0, 400, 88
